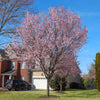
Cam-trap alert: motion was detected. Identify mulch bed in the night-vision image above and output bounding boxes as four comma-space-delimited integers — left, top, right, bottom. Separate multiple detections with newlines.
0, 89, 9, 92
40, 95, 59, 98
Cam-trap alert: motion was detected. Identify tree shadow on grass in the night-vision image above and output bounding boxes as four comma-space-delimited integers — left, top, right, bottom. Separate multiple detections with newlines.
39, 95, 59, 98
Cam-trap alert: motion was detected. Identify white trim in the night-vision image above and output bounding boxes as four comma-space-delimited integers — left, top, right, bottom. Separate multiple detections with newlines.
33, 76, 46, 79
9, 75, 12, 79
2, 75, 4, 87
31, 72, 33, 88
20, 62, 25, 69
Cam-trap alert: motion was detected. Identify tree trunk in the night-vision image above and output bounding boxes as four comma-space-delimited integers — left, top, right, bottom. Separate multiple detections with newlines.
47, 78, 50, 97
60, 78, 62, 92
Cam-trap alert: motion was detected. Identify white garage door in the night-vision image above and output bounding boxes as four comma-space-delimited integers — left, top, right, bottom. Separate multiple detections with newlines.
32, 76, 47, 89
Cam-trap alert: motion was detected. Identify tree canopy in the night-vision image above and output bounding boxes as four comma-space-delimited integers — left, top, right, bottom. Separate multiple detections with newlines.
6, 7, 88, 96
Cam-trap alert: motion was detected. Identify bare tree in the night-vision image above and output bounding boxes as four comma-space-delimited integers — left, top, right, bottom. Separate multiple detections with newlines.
83, 63, 95, 80
88, 63, 95, 79
0, 0, 35, 47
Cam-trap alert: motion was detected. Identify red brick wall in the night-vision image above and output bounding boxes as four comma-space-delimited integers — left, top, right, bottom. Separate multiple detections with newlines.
20, 69, 27, 81
1, 60, 11, 72
10, 60, 28, 81
0, 59, 11, 87
14, 60, 28, 81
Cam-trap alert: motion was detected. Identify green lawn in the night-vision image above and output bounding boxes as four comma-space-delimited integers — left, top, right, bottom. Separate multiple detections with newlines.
0, 89, 100, 100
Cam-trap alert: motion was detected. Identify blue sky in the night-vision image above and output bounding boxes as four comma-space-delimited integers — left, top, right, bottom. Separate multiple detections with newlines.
33, 0, 100, 74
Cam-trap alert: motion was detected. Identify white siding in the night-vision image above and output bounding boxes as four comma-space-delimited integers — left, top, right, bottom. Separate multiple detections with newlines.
32, 76, 47, 89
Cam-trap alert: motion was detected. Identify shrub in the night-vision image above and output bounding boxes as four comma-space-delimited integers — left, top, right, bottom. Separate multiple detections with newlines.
70, 82, 80, 89
49, 74, 67, 91
79, 77, 85, 89
83, 78, 96, 90
70, 82, 84, 89
70, 77, 84, 89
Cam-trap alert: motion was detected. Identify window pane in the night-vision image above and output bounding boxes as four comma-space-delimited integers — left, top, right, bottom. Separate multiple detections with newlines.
21, 77, 25, 80
11, 62, 15, 69
35, 61, 40, 68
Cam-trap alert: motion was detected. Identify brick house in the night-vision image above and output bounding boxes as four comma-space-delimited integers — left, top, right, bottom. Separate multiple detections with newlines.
0, 49, 32, 87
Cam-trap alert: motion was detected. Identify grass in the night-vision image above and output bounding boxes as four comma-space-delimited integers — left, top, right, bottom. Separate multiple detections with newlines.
0, 89, 100, 100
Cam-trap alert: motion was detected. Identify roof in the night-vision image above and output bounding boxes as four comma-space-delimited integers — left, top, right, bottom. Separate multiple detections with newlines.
0, 49, 9, 59
1, 70, 16, 75
32, 68, 42, 72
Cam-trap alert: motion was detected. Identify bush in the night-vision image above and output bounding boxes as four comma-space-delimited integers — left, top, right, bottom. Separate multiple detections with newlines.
83, 78, 96, 90
49, 74, 67, 91
79, 77, 85, 89
70, 82, 84, 89
70, 77, 85, 89
70, 82, 79, 89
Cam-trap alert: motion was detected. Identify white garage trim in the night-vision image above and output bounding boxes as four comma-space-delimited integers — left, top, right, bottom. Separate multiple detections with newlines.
33, 76, 46, 78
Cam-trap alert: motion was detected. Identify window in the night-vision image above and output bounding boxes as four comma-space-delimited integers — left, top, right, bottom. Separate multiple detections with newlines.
21, 77, 25, 80
45, 56, 50, 67
35, 61, 40, 68
11, 62, 15, 69
20, 62, 25, 69
41, 73, 44, 76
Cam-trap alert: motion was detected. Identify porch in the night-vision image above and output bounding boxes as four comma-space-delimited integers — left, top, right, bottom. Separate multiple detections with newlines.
1, 70, 16, 87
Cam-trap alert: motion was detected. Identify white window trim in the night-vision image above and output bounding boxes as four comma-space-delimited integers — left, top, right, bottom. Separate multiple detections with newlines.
20, 62, 25, 69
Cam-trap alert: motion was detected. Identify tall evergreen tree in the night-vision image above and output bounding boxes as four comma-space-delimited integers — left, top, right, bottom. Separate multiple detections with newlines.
95, 53, 100, 92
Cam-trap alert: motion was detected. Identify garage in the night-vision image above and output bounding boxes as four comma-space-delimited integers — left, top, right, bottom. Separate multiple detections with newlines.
32, 76, 47, 89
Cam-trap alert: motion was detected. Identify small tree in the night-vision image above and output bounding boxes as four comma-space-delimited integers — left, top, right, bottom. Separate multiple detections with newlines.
49, 74, 67, 91
6, 7, 88, 97
55, 53, 80, 92
95, 53, 100, 92
88, 63, 95, 80
83, 78, 96, 90
83, 62, 96, 89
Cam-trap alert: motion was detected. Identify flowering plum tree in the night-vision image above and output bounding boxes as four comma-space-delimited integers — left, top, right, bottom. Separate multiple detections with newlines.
6, 7, 88, 96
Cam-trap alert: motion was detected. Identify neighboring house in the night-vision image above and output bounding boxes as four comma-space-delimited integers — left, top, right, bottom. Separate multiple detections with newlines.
0, 49, 32, 87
